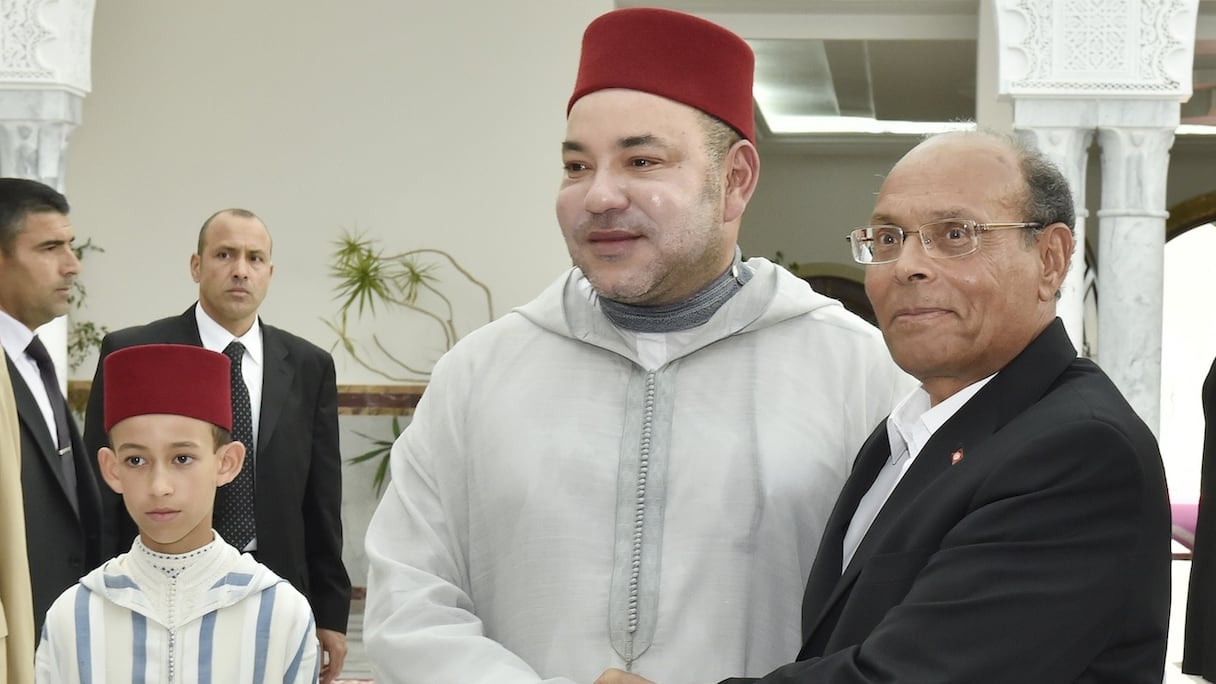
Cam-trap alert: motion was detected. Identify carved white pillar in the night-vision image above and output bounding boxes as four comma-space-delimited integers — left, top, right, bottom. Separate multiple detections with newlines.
1097, 124, 1175, 435
0, 0, 96, 384
996, 0, 1200, 435
0, 91, 82, 190
1014, 123, 1093, 348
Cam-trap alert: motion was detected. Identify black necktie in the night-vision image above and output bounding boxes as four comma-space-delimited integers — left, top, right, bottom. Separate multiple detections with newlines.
25, 335, 78, 513
215, 341, 257, 550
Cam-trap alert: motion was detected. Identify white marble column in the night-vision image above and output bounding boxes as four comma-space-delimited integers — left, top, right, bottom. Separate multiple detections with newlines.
0, 91, 82, 190
1014, 124, 1093, 348
1097, 124, 1175, 435
0, 0, 96, 384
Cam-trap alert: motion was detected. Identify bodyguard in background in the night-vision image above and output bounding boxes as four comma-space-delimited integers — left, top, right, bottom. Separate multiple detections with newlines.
0, 178, 103, 638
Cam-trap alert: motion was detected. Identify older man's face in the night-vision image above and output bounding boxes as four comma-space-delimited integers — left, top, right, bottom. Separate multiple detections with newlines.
864, 134, 1067, 404
556, 89, 733, 306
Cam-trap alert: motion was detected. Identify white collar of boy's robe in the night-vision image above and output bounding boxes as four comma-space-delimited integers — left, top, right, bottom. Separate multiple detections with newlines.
82, 532, 278, 628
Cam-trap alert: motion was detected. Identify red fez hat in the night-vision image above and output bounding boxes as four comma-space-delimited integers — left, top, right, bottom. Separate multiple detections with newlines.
567, 7, 755, 142
103, 344, 232, 433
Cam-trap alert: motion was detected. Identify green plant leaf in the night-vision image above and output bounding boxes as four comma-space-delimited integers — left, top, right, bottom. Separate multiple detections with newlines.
331, 231, 394, 316
347, 416, 402, 496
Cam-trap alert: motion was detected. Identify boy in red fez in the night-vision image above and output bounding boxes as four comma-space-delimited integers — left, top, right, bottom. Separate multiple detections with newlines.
35, 344, 319, 683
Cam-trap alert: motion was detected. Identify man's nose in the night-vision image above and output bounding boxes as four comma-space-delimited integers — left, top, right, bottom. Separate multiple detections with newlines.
584, 169, 629, 214
231, 257, 250, 279
892, 234, 934, 282
64, 247, 81, 276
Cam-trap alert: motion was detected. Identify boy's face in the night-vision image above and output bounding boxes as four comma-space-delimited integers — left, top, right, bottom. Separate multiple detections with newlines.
99, 414, 245, 555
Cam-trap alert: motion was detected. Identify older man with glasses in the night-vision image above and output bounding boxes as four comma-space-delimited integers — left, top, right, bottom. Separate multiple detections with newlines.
599, 129, 1172, 684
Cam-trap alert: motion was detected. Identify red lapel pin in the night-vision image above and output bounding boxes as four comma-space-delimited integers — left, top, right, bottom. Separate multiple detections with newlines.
951, 449, 964, 465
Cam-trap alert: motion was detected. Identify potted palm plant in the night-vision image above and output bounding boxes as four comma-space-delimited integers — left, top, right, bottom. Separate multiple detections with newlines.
327, 230, 494, 492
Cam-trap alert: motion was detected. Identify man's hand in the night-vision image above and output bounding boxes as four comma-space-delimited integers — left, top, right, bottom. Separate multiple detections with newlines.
595, 669, 656, 684
317, 628, 348, 684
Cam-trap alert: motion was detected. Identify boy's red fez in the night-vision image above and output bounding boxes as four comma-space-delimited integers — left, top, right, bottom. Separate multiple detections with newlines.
103, 344, 232, 432
567, 7, 756, 142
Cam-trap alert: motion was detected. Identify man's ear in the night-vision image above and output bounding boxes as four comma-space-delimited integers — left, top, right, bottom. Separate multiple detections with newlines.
1038, 222, 1074, 302
98, 447, 124, 495
722, 140, 760, 224
215, 440, 247, 487
189, 253, 202, 283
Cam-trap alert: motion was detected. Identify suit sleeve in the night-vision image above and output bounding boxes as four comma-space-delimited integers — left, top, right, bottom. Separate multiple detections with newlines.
303, 352, 352, 633
736, 418, 1167, 684
83, 334, 126, 560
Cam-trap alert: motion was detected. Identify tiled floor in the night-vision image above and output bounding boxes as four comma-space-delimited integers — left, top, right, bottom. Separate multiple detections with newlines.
340, 553, 1213, 683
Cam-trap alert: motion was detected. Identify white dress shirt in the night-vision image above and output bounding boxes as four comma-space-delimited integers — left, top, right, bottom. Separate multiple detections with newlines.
0, 309, 59, 443
193, 304, 263, 445
194, 304, 264, 551
841, 374, 994, 571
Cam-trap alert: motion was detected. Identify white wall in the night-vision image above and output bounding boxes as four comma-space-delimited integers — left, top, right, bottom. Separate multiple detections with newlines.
1162, 223, 1216, 504
742, 142, 915, 269
66, 0, 611, 385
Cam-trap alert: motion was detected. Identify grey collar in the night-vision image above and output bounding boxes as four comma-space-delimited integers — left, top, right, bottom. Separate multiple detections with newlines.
599, 248, 752, 333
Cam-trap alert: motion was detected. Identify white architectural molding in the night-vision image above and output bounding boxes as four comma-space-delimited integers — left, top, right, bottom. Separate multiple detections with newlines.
0, 0, 95, 95
998, 0, 1199, 97
1097, 123, 1176, 437
0, 89, 81, 190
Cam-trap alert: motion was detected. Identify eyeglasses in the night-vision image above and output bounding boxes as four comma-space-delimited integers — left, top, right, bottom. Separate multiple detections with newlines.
846, 219, 1042, 265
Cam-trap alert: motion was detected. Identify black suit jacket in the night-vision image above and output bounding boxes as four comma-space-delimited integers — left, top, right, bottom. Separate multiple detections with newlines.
83, 306, 351, 633
7, 355, 102, 637
725, 320, 1170, 684
1183, 356, 1216, 677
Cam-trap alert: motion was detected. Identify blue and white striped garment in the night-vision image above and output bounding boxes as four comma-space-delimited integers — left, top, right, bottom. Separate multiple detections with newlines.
35, 535, 319, 683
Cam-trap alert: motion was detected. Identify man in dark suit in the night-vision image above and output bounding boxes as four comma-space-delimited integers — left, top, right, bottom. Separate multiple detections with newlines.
83, 209, 351, 683
0, 178, 103, 638
598, 131, 1171, 683
1183, 357, 1216, 677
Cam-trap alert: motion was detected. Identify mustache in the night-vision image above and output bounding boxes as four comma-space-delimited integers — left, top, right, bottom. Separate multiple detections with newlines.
577, 214, 648, 234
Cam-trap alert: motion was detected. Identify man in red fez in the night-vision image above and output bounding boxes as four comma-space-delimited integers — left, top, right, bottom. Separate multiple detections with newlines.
364, 7, 909, 683
35, 344, 320, 682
